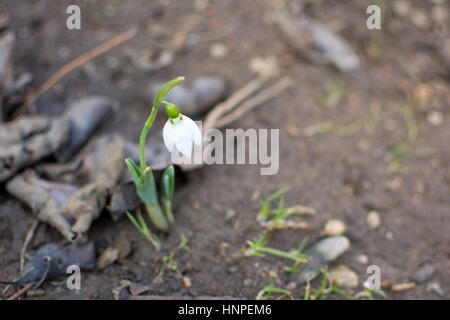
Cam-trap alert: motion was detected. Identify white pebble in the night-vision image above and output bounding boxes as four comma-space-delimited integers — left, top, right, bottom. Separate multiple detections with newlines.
323, 219, 346, 236
427, 111, 443, 126
209, 43, 228, 59
367, 211, 381, 230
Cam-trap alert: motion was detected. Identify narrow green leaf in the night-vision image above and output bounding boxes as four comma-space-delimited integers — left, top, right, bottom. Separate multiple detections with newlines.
161, 165, 175, 200
125, 158, 142, 185
136, 167, 159, 206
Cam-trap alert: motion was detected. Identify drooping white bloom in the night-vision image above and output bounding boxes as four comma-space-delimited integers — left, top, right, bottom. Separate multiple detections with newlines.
163, 115, 201, 159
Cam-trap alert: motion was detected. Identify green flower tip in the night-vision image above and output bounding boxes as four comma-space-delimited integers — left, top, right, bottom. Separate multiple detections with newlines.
165, 102, 180, 119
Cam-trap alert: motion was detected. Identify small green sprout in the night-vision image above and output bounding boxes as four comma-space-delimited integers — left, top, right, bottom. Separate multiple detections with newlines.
125, 209, 160, 249
256, 283, 292, 300
245, 235, 308, 265
257, 188, 315, 229
163, 235, 190, 274
354, 287, 387, 300
305, 267, 355, 300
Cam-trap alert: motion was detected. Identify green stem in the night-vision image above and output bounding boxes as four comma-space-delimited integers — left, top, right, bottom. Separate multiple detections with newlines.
139, 105, 159, 172
258, 247, 306, 262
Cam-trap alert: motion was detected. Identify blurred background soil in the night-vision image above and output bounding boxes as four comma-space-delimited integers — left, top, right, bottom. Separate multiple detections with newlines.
0, 0, 448, 299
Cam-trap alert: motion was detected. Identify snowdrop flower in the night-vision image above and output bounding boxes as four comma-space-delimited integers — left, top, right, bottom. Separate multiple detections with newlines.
162, 102, 201, 159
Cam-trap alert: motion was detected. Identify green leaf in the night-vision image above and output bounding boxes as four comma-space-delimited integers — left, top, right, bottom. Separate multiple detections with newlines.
161, 165, 175, 200
125, 158, 142, 185
136, 167, 158, 206
153, 76, 184, 109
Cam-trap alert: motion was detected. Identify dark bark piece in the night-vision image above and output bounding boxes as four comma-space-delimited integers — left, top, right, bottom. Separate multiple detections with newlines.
56, 96, 115, 162
8, 242, 96, 286
108, 181, 142, 221
0, 116, 50, 145
273, 11, 359, 72
60, 135, 124, 235
0, 30, 15, 93
6, 171, 79, 240
0, 117, 70, 183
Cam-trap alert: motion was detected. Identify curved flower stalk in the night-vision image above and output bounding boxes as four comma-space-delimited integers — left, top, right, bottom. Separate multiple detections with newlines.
124, 76, 200, 249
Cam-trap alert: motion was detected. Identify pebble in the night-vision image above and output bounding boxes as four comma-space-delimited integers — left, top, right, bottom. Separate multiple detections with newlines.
286, 282, 297, 290
209, 42, 228, 58
243, 278, 253, 287
294, 236, 350, 284
225, 209, 237, 221
413, 264, 435, 283
182, 276, 192, 288
426, 282, 444, 296
427, 111, 443, 126
56, 96, 115, 162
97, 247, 120, 269
323, 219, 346, 236
366, 211, 381, 230
328, 265, 359, 288
356, 254, 369, 265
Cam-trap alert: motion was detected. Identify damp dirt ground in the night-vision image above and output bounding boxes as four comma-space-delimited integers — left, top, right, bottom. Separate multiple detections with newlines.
0, 0, 448, 299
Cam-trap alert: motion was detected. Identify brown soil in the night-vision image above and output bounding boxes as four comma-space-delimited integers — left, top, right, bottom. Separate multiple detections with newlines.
0, 0, 448, 299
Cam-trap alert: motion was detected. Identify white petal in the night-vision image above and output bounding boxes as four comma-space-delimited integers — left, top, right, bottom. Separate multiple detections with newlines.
176, 134, 193, 159
181, 115, 202, 146
163, 119, 175, 152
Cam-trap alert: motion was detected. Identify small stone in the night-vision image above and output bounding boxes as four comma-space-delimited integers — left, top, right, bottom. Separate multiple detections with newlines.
431, 5, 448, 24
356, 254, 369, 265
426, 282, 444, 296
323, 219, 346, 236
269, 270, 278, 278
209, 43, 228, 58
385, 231, 394, 240
393, 0, 411, 17
413, 264, 435, 283
411, 9, 431, 29
286, 282, 297, 290
243, 278, 253, 287
328, 265, 359, 288
286, 124, 300, 137
228, 266, 238, 273
367, 211, 381, 230
225, 209, 236, 221
385, 176, 403, 191
427, 111, 443, 126
293, 236, 350, 284
182, 276, 192, 288
312, 236, 350, 262
97, 247, 120, 269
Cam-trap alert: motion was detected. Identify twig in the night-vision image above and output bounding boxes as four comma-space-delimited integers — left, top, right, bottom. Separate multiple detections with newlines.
10, 28, 137, 120
213, 77, 292, 128
6, 282, 34, 300
172, 15, 201, 54
20, 219, 39, 272
203, 75, 271, 130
